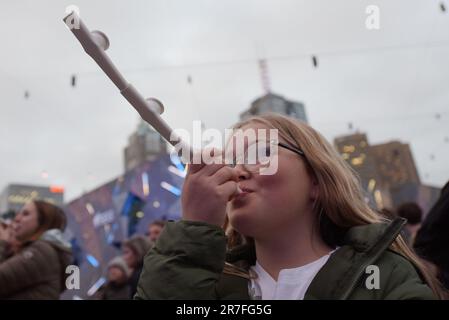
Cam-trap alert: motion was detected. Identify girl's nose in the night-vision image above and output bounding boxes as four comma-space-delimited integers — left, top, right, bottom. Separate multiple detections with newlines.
234, 164, 250, 181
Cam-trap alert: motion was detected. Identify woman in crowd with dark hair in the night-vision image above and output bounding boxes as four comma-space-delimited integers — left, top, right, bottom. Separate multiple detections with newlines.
0, 200, 73, 299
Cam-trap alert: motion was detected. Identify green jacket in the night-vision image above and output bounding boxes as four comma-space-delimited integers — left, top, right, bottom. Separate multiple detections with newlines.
135, 218, 435, 300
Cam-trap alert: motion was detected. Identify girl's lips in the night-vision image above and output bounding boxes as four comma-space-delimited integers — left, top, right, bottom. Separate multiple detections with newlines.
232, 188, 253, 202
238, 186, 254, 193
229, 186, 254, 202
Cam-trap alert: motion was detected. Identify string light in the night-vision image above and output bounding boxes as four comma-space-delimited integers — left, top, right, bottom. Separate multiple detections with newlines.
312, 55, 318, 68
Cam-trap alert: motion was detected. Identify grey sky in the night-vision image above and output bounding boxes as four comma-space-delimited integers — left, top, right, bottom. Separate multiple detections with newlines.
1, 0, 448, 201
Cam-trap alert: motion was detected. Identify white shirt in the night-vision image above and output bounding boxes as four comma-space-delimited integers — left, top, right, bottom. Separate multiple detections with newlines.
249, 249, 337, 300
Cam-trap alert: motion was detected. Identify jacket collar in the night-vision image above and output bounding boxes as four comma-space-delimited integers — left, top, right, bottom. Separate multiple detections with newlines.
225, 218, 407, 300
305, 217, 406, 299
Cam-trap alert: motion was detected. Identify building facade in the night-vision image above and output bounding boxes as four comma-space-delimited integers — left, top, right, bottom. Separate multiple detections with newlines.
124, 120, 168, 172
334, 133, 425, 210
62, 153, 184, 299
0, 183, 64, 218
333, 133, 390, 208
240, 93, 308, 123
369, 141, 420, 188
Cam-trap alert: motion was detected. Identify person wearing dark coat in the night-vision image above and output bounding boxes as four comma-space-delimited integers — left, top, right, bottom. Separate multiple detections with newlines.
414, 181, 449, 291
94, 256, 131, 300
122, 235, 152, 298
396, 202, 423, 246
0, 200, 73, 299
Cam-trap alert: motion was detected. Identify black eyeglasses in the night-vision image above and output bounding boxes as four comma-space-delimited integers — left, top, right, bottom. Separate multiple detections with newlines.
227, 140, 306, 174
277, 141, 306, 158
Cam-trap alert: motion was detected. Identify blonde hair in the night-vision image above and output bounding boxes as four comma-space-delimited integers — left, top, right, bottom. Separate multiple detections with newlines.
224, 113, 444, 298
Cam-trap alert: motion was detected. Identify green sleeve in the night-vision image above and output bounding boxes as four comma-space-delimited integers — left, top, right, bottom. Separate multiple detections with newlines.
135, 220, 227, 300
382, 255, 436, 300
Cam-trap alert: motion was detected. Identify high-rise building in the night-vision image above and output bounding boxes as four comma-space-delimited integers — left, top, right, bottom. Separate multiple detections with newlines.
0, 183, 64, 218
124, 119, 168, 172
240, 93, 308, 123
334, 133, 423, 210
370, 141, 420, 188
333, 133, 390, 208
334, 133, 372, 178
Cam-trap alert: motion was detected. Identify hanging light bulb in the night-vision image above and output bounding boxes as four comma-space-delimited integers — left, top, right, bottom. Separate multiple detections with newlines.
312, 55, 318, 68
71, 74, 77, 87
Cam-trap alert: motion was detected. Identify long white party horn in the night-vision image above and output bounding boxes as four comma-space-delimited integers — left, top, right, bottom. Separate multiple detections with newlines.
63, 11, 191, 162
63, 12, 242, 194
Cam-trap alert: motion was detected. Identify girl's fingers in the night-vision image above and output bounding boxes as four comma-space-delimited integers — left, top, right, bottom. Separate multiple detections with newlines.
188, 148, 226, 176
211, 166, 238, 185
216, 181, 239, 201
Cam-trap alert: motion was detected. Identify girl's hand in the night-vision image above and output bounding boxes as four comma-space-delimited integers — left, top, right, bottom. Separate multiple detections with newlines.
182, 150, 239, 227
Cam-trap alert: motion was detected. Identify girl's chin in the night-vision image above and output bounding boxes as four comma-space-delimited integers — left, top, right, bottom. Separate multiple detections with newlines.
229, 206, 251, 221
228, 210, 256, 235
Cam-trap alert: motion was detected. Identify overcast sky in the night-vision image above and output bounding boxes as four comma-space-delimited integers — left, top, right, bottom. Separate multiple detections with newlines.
1, 0, 448, 201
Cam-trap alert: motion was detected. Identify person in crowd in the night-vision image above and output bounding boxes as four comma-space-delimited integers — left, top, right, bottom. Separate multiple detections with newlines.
94, 256, 131, 300
414, 181, 449, 293
396, 202, 423, 246
147, 220, 166, 243
122, 234, 152, 299
0, 219, 21, 255
136, 113, 444, 300
0, 200, 73, 299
